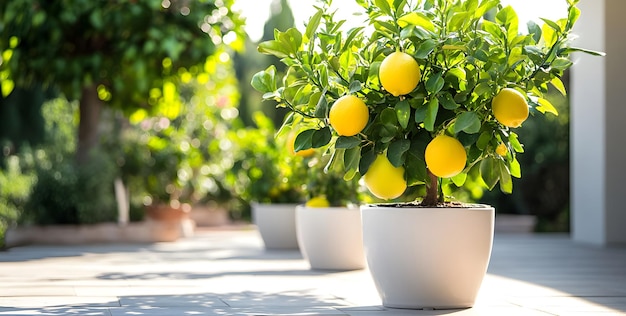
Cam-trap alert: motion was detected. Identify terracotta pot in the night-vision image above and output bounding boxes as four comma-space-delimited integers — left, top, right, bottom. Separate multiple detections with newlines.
145, 204, 191, 222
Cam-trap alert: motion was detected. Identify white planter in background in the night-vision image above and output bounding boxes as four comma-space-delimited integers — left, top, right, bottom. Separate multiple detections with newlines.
361, 204, 495, 309
296, 205, 365, 271
252, 203, 299, 250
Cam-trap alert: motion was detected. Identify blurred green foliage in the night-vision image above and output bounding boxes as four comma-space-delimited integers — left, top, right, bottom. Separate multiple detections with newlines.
0, 0, 244, 112
107, 50, 245, 216
234, 0, 294, 127
226, 112, 307, 212
303, 152, 363, 207
3, 99, 118, 227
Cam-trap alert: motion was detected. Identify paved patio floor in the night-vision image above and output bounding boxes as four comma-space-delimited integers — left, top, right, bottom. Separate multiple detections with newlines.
0, 227, 625, 315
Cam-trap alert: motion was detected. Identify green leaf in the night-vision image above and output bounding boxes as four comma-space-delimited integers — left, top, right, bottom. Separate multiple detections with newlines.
451, 172, 467, 187
527, 20, 542, 43
447, 67, 466, 81
414, 104, 427, 124
540, 18, 562, 33
496, 5, 519, 41
541, 21, 558, 46
449, 12, 469, 31
425, 72, 444, 94
380, 108, 398, 126
278, 28, 303, 56
535, 97, 559, 116
294, 129, 315, 151
510, 157, 521, 178
305, 9, 323, 40
343, 27, 364, 52
250, 66, 276, 93
359, 147, 377, 175
474, 0, 498, 19
344, 147, 361, 180
317, 63, 329, 86
258, 40, 289, 58
438, 93, 458, 110
395, 99, 411, 129
551, 57, 574, 71
509, 132, 524, 153
374, 0, 392, 15
424, 98, 439, 131
482, 20, 504, 40
349, 80, 363, 94
312, 126, 332, 148
550, 77, 567, 96
405, 155, 427, 186
397, 12, 435, 31
454, 112, 481, 134
325, 148, 345, 173
387, 139, 411, 167
401, 25, 434, 40
480, 157, 499, 190
498, 160, 513, 193
561, 47, 606, 56
415, 39, 437, 59
476, 131, 492, 150
336, 136, 361, 149
405, 132, 430, 185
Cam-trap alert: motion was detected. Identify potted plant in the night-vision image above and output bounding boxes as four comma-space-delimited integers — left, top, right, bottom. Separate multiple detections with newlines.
228, 112, 308, 249
252, 0, 601, 309
295, 152, 365, 271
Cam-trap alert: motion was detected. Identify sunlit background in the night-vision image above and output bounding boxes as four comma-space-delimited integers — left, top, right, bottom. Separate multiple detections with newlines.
235, 0, 568, 42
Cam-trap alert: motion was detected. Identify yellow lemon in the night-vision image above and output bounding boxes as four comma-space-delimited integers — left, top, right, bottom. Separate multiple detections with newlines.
425, 135, 467, 178
305, 196, 330, 208
492, 88, 529, 128
363, 154, 407, 200
379, 51, 421, 96
329, 95, 369, 136
287, 132, 315, 157
496, 143, 508, 156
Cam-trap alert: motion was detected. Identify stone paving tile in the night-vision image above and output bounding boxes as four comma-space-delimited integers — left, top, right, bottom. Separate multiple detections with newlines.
0, 286, 76, 297
0, 307, 113, 315
0, 296, 119, 308
219, 289, 352, 308
340, 306, 557, 315
510, 296, 626, 314
0, 230, 625, 315
118, 293, 228, 307
108, 306, 349, 316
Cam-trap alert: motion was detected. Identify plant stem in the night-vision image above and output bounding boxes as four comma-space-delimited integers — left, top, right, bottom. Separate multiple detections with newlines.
421, 169, 439, 206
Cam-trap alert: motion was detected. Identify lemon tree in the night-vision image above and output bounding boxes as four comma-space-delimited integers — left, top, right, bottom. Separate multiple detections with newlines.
252, 0, 602, 205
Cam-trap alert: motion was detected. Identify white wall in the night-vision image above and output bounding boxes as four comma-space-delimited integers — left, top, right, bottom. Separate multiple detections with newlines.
571, 0, 626, 246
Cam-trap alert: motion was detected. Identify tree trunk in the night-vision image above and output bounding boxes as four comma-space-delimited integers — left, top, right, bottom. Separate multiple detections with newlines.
421, 170, 439, 206
76, 85, 102, 165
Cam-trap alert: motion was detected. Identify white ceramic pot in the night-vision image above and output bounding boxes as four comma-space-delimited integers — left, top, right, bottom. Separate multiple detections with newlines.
252, 203, 299, 250
296, 205, 366, 271
361, 204, 495, 309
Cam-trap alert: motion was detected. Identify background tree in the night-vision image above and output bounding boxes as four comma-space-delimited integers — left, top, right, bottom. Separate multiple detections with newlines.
234, 0, 294, 127
0, 0, 244, 164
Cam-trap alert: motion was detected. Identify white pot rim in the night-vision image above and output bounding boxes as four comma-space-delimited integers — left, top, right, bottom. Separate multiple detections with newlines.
361, 203, 493, 210
296, 204, 360, 212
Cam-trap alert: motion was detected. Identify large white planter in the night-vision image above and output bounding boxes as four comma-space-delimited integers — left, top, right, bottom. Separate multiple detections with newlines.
252, 203, 299, 250
296, 205, 366, 271
361, 204, 495, 309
